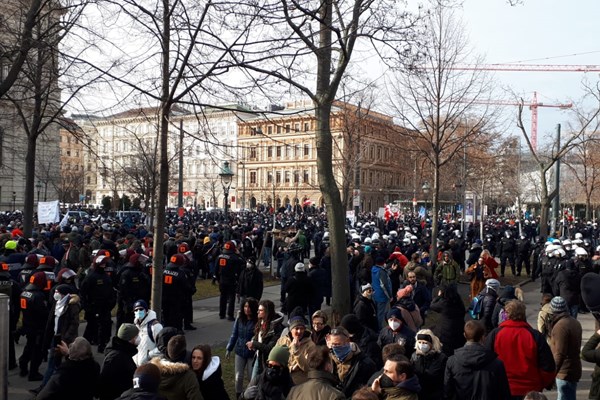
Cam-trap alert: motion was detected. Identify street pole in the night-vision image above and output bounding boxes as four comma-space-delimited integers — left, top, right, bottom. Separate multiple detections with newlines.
552, 124, 561, 238
178, 119, 184, 208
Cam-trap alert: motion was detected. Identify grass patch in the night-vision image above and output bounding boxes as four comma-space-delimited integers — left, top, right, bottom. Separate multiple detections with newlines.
212, 346, 248, 399
192, 271, 280, 301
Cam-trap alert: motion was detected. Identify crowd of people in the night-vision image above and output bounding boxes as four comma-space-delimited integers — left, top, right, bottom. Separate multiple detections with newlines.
2, 207, 600, 399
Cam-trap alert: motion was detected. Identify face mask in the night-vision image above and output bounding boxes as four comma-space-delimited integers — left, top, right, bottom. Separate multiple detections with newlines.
265, 366, 283, 381
246, 262, 253, 269
53, 292, 63, 302
134, 336, 141, 346
331, 344, 352, 362
363, 292, 372, 299
134, 310, 146, 320
388, 320, 401, 331
422, 257, 430, 264
417, 343, 431, 353
379, 374, 395, 388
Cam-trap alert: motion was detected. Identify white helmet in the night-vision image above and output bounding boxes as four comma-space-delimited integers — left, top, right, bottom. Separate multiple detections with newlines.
575, 247, 588, 257
389, 230, 398, 237
575, 232, 583, 240
371, 232, 380, 241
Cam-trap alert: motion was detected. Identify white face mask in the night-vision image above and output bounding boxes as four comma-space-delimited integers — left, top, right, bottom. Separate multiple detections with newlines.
417, 343, 431, 353
134, 336, 141, 346
53, 292, 63, 302
246, 262, 254, 269
388, 320, 401, 331
134, 310, 146, 320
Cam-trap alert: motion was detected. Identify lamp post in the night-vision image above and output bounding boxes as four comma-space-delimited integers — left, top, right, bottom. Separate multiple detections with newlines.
219, 161, 234, 217
422, 181, 430, 218
194, 189, 198, 209
12, 191, 16, 211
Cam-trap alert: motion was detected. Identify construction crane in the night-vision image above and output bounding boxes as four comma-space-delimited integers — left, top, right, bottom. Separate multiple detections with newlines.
437, 63, 600, 149
465, 92, 572, 150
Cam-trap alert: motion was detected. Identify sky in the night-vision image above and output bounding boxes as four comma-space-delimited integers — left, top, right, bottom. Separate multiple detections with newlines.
458, 0, 600, 144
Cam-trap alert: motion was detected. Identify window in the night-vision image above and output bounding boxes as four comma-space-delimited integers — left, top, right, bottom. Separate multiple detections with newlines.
276, 126, 282, 134
276, 146, 282, 157
87, 163, 91, 171
293, 170, 299, 183
267, 146, 273, 158
276, 171, 281, 184
377, 147, 381, 159
369, 172, 373, 185
369, 147, 374, 159
304, 122, 309, 131
304, 144, 309, 157
250, 147, 257, 159
66, 150, 71, 156
303, 170, 309, 184
267, 172, 273, 184
87, 176, 91, 184
294, 123, 300, 132
250, 171, 257, 184
285, 124, 291, 133
294, 145, 300, 158
285, 146, 290, 158
285, 171, 290, 183
267, 126, 273, 135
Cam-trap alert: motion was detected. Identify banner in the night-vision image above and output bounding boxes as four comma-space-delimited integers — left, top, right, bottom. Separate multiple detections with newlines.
38, 200, 60, 224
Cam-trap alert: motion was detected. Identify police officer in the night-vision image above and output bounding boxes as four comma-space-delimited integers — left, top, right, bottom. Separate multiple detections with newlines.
17, 254, 40, 289
80, 254, 116, 353
499, 230, 516, 277
19, 271, 48, 380
177, 243, 197, 330
161, 253, 190, 330
216, 240, 244, 320
35, 256, 57, 294
116, 253, 151, 333
515, 235, 532, 277
0, 262, 21, 370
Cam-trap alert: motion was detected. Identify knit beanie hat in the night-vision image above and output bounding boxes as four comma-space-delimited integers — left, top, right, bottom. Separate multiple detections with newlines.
69, 337, 93, 361
581, 272, 600, 315
54, 284, 73, 296
485, 279, 500, 292
340, 314, 363, 336
361, 283, 373, 293
294, 262, 305, 272
167, 335, 187, 362
550, 296, 568, 314
118, 323, 140, 342
387, 307, 403, 321
267, 345, 290, 367
397, 285, 413, 299
133, 363, 161, 393
288, 316, 306, 330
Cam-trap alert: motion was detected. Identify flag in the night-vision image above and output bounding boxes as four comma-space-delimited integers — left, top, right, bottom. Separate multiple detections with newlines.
59, 210, 69, 228
418, 206, 426, 219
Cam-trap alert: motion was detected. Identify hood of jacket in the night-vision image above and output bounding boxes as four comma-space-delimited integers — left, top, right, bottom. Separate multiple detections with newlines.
396, 297, 417, 312
150, 357, 191, 376
106, 336, 138, 358
68, 294, 81, 305
202, 356, 221, 381
269, 312, 285, 332
137, 309, 159, 328
452, 342, 498, 369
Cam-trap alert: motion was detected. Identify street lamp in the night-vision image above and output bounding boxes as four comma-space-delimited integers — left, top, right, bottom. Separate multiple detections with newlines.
12, 191, 16, 211
422, 181, 430, 217
194, 189, 198, 209
219, 161, 234, 217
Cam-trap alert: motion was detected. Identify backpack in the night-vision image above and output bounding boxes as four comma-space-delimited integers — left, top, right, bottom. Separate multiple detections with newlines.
146, 319, 160, 343
469, 294, 485, 320
498, 307, 509, 324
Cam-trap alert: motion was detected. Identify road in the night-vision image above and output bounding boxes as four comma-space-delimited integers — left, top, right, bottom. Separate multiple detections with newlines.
6, 278, 597, 399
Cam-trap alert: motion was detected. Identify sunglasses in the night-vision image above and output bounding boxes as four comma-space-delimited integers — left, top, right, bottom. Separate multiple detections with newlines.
330, 328, 349, 337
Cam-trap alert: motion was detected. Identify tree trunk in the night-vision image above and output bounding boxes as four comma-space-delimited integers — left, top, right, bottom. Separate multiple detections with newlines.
430, 156, 440, 269
150, 0, 172, 319
23, 136, 37, 236
539, 168, 550, 238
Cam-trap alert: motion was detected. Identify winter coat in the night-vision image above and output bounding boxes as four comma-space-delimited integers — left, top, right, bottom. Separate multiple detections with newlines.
43, 293, 81, 349
99, 336, 138, 400
379, 374, 421, 400
377, 324, 416, 358
307, 266, 327, 307
287, 370, 345, 400
491, 286, 517, 328
118, 388, 167, 400
285, 271, 313, 313
353, 326, 383, 368
479, 287, 498, 333
276, 330, 316, 384
311, 325, 331, 346
238, 266, 264, 300
393, 297, 423, 332
195, 356, 230, 400
251, 312, 285, 374
149, 357, 202, 400
353, 294, 379, 333
133, 309, 163, 366
444, 342, 511, 400
550, 312, 583, 382
226, 316, 257, 359
331, 345, 378, 398
37, 357, 101, 400
243, 367, 294, 400
465, 263, 490, 300
410, 351, 447, 400
553, 268, 581, 307
434, 260, 461, 286
580, 332, 600, 399
485, 319, 556, 396
429, 296, 466, 357
372, 264, 392, 303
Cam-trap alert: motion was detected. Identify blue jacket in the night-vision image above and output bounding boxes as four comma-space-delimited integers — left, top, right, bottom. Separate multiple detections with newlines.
371, 265, 392, 303
226, 317, 256, 359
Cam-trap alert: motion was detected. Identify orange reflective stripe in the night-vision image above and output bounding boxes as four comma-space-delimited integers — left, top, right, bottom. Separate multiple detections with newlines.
219, 258, 227, 266
20, 298, 27, 309
46, 281, 52, 291
164, 275, 173, 284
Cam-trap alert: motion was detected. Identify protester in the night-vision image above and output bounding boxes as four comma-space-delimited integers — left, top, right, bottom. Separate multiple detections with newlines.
311, 310, 331, 346
354, 283, 379, 333
428, 283, 466, 357
190, 344, 230, 400
287, 345, 345, 400
377, 308, 416, 358
276, 312, 316, 384
98, 323, 140, 400
242, 345, 294, 400
226, 297, 258, 399
150, 335, 201, 400
370, 354, 420, 400
410, 329, 446, 400
247, 299, 284, 377
117, 363, 166, 400
132, 299, 164, 366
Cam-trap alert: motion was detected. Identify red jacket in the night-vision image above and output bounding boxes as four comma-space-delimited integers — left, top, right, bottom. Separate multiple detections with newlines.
389, 251, 408, 268
485, 319, 556, 396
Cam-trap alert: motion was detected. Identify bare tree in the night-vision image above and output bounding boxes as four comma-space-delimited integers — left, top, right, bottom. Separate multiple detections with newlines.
518, 83, 600, 235
387, 0, 494, 261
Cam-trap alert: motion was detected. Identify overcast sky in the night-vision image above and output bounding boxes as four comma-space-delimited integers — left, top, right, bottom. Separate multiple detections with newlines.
458, 0, 600, 143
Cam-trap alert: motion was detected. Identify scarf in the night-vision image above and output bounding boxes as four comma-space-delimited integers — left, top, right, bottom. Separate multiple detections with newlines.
54, 294, 70, 334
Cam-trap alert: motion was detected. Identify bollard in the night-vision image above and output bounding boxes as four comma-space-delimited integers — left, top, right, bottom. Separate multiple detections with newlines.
0, 293, 8, 400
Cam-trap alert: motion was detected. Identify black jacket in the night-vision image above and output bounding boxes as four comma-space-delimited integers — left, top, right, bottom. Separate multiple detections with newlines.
479, 287, 498, 333
332, 349, 377, 398
237, 266, 264, 300
196, 358, 230, 400
216, 251, 244, 286
353, 326, 382, 369
99, 336, 138, 400
118, 389, 167, 400
37, 357, 101, 400
353, 295, 379, 333
285, 271, 313, 312
411, 351, 447, 400
429, 296, 466, 357
444, 342, 511, 400
553, 267, 581, 307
